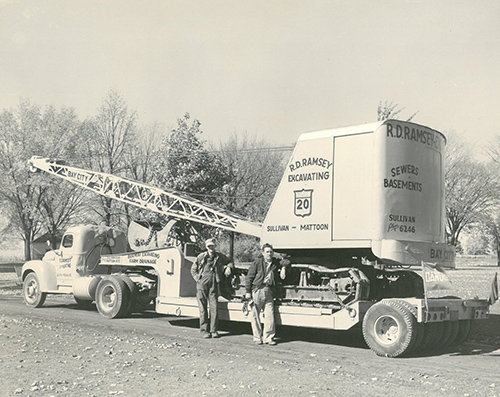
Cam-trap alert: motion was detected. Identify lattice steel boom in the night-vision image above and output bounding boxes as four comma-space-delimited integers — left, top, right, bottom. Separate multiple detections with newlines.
29, 156, 262, 237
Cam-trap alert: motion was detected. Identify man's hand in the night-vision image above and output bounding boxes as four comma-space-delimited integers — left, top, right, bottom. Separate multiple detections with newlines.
279, 257, 290, 280
245, 292, 252, 300
224, 266, 232, 277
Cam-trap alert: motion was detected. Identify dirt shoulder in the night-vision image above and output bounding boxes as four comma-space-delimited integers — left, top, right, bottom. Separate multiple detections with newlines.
2, 269, 500, 397
2, 296, 500, 397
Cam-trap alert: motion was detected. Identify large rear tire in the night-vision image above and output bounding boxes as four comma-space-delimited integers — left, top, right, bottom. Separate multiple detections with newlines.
23, 273, 47, 308
118, 274, 137, 316
435, 321, 453, 349
443, 321, 460, 348
362, 300, 417, 357
95, 276, 130, 319
454, 319, 472, 345
420, 322, 444, 351
391, 299, 423, 355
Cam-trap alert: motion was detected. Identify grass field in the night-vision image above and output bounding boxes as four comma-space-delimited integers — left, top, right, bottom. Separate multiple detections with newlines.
452, 256, 499, 313
0, 248, 23, 263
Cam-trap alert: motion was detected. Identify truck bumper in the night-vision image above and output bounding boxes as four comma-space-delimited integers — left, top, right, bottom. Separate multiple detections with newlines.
395, 297, 490, 323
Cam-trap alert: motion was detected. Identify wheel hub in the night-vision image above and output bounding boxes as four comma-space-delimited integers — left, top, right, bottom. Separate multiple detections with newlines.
27, 282, 38, 300
374, 315, 400, 345
102, 286, 116, 308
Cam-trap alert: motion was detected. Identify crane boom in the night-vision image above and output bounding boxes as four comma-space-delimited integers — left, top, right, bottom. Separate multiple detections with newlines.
29, 156, 262, 237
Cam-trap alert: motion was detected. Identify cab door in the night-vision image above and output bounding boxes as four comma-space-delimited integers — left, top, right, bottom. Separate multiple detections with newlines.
55, 233, 75, 287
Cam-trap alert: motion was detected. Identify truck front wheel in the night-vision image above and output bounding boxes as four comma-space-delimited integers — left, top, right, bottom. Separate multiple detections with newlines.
95, 276, 130, 319
362, 300, 416, 357
23, 273, 47, 308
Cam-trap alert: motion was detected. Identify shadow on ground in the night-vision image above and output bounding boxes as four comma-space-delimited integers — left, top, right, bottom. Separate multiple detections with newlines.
4, 291, 499, 356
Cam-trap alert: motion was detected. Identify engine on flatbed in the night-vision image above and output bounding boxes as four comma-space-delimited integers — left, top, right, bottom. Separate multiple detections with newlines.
231, 257, 424, 309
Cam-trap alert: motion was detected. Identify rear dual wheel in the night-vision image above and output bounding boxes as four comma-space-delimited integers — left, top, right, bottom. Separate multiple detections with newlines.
118, 274, 137, 316
393, 300, 424, 354
118, 274, 153, 313
415, 320, 472, 352
435, 321, 453, 347
419, 322, 444, 351
363, 299, 474, 357
95, 276, 131, 319
362, 300, 417, 357
455, 319, 472, 345
442, 321, 460, 348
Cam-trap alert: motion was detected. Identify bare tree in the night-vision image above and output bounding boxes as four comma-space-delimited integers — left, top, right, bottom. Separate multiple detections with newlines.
0, 101, 81, 259
218, 132, 290, 259
481, 212, 500, 265
445, 131, 497, 246
122, 122, 166, 225
218, 132, 288, 220
483, 135, 500, 265
377, 100, 419, 121
38, 184, 85, 248
124, 122, 165, 183
78, 89, 137, 227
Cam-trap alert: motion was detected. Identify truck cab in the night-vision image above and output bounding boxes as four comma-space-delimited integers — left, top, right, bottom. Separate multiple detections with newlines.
22, 225, 127, 302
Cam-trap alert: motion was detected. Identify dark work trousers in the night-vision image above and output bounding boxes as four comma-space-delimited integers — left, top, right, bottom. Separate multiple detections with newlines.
196, 274, 219, 333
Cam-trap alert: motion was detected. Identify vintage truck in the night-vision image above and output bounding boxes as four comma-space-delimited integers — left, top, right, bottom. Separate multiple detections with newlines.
22, 119, 495, 357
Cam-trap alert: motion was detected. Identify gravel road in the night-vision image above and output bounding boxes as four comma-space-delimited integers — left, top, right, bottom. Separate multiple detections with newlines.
1, 291, 500, 397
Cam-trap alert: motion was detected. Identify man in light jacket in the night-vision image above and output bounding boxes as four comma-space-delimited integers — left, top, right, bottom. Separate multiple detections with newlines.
245, 243, 288, 345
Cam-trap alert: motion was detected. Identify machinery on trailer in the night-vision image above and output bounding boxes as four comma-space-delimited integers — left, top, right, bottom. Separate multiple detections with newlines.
22, 119, 495, 357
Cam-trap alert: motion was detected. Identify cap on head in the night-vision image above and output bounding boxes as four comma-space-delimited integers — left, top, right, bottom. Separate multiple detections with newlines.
261, 242, 273, 251
205, 238, 216, 248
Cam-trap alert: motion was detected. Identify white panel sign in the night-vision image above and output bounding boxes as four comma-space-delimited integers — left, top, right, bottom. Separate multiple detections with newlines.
262, 137, 334, 248
373, 121, 446, 242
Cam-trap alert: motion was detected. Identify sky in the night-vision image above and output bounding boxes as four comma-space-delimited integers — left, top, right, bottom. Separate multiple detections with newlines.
1, 0, 499, 149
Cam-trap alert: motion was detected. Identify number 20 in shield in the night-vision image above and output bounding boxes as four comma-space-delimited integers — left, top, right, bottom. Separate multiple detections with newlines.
294, 189, 313, 217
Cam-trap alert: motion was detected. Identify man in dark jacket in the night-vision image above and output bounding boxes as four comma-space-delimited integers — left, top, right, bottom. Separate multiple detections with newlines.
245, 243, 288, 345
191, 238, 233, 338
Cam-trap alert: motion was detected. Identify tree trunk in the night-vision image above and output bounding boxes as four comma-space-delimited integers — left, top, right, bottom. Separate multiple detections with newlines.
496, 237, 500, 266
229, 232, 235, 261
24, 236, 32, 261
48, 234, 57, 250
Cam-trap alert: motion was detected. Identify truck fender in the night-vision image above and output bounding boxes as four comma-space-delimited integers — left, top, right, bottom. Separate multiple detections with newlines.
21, 260, 58, 292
